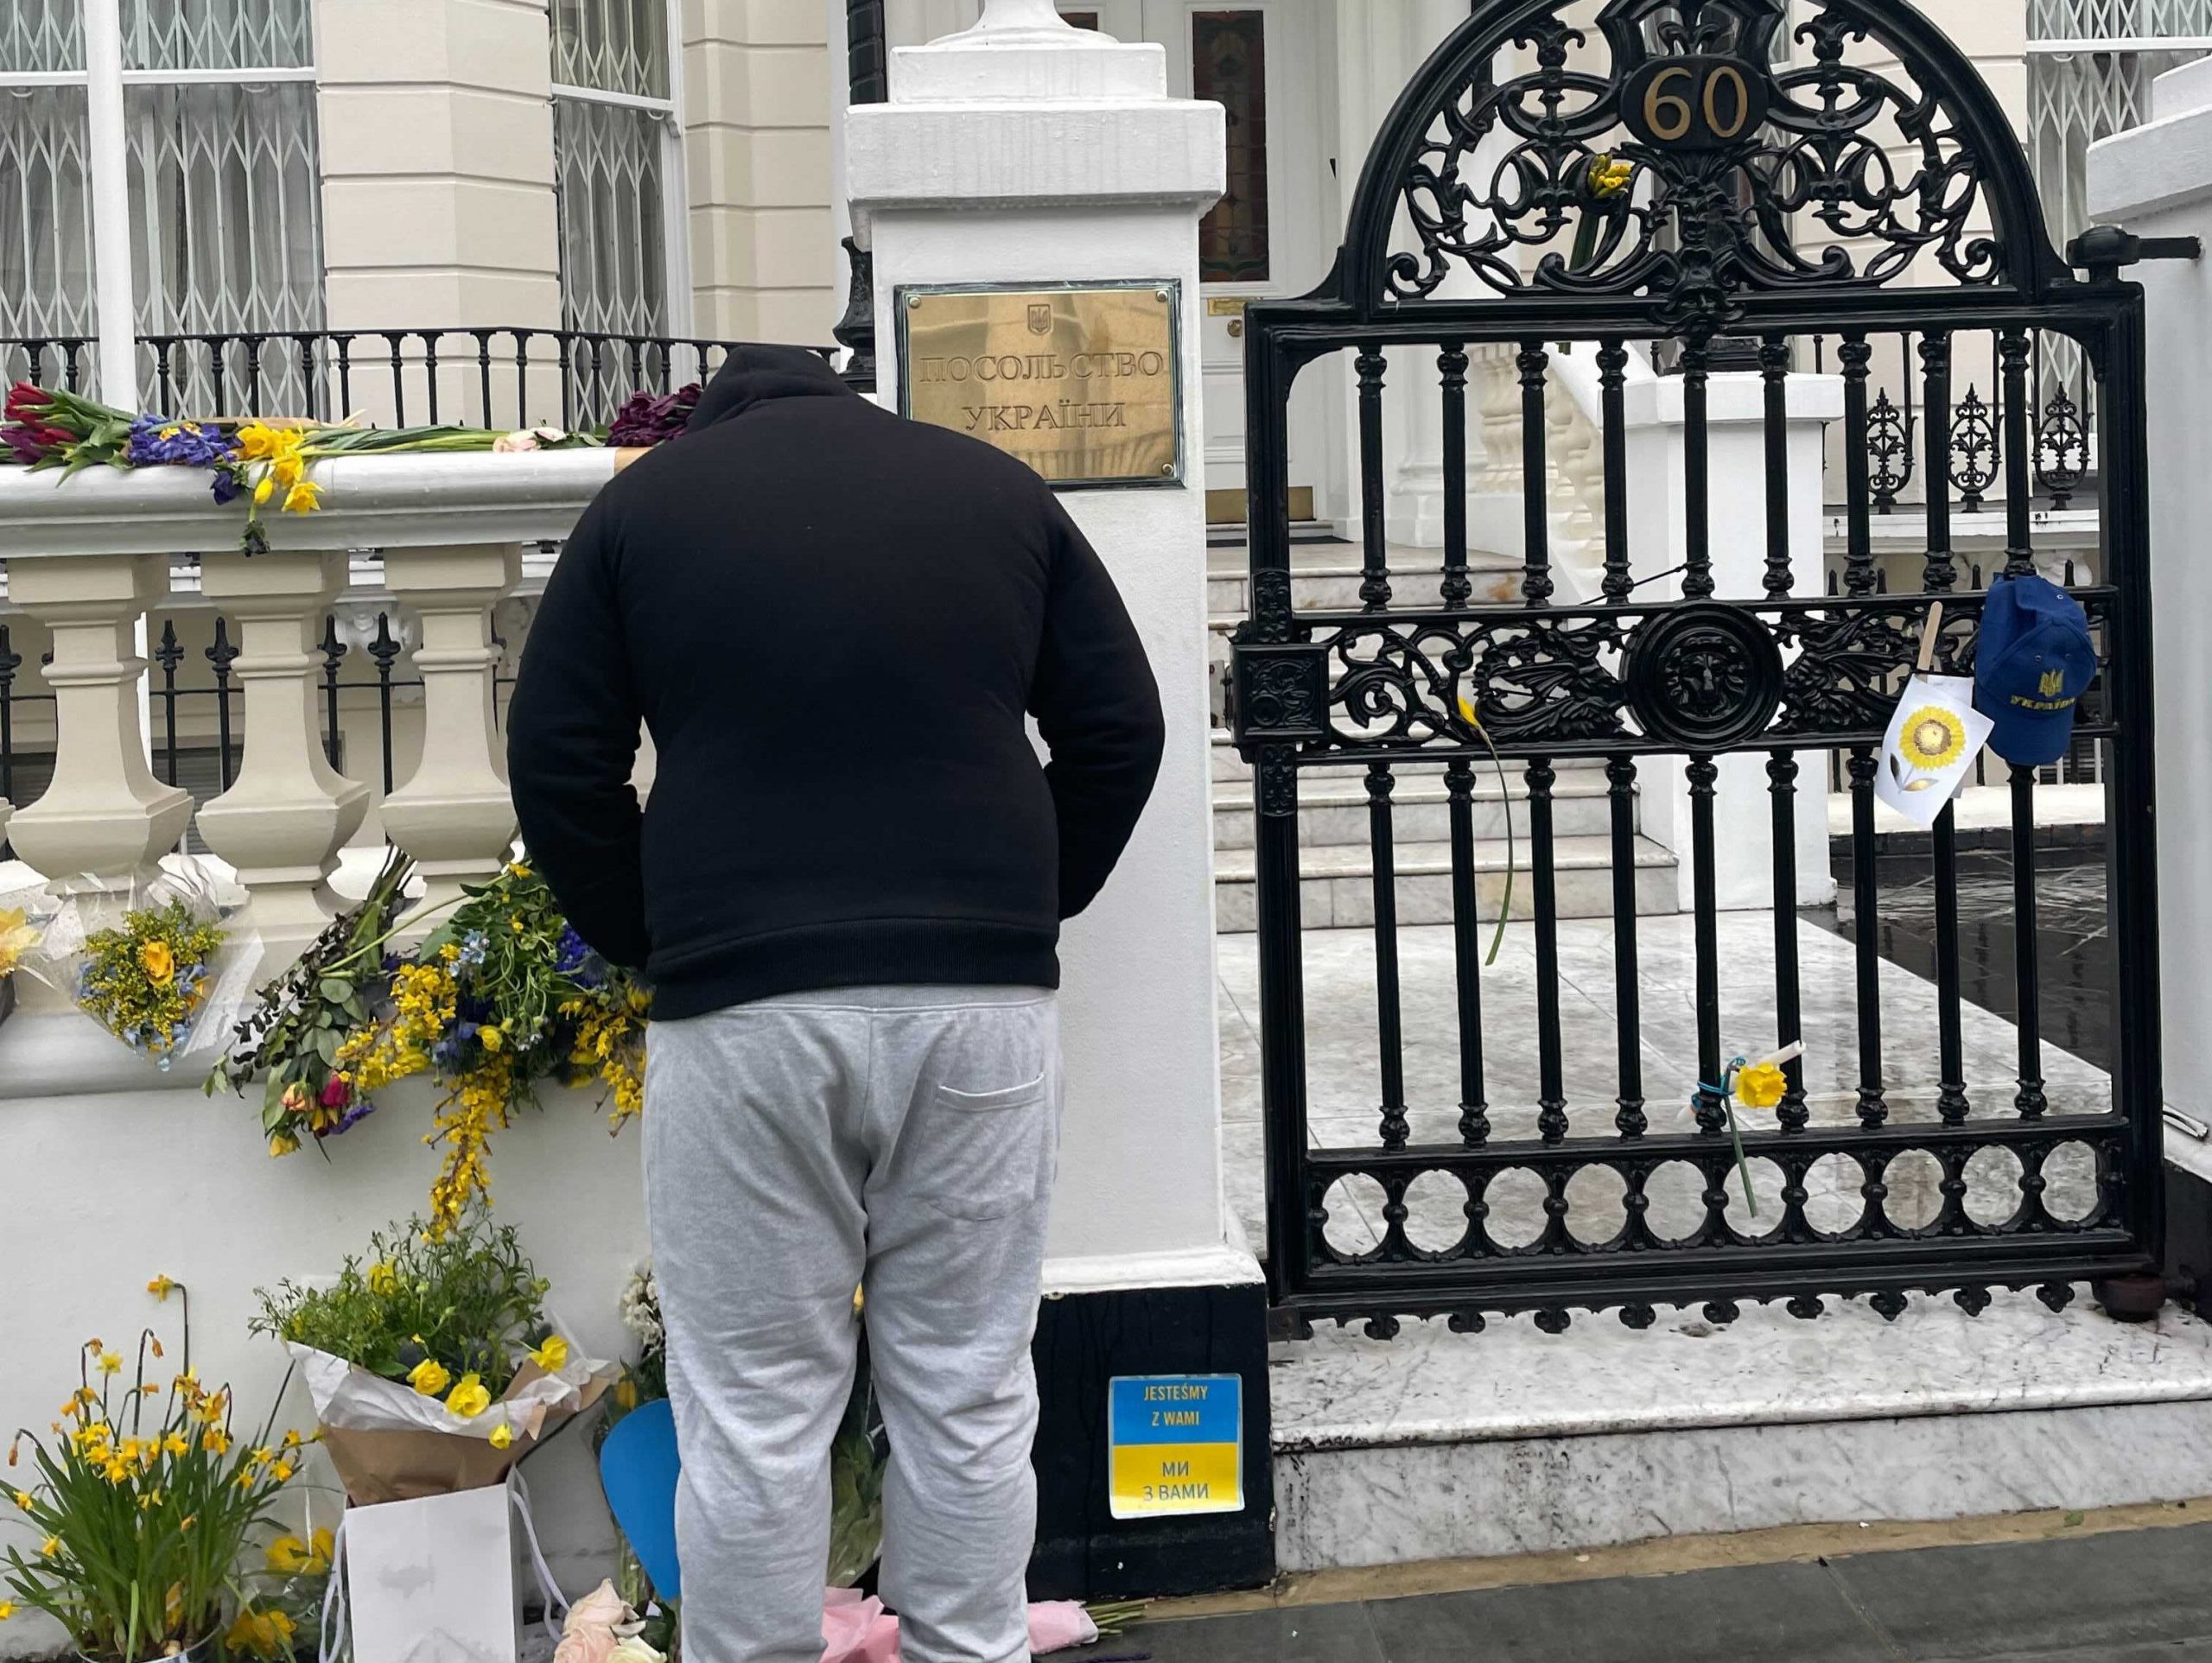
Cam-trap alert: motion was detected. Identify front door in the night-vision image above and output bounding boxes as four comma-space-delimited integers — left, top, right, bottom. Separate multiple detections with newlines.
1061, 2, 1331, 528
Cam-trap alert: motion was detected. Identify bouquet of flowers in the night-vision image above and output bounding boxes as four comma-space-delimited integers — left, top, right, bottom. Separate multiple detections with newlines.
0, 888, 43, 1031
607, 384, 700, 447
207, 847, 417, 1154
333, 860, 648, 1237
16, 867, 257, 1067
0, 1276, 307, 1661
251, 1214, 614, 1503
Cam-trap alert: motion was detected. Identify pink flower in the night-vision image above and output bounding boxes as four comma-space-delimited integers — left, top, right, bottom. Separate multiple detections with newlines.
319, 1076, 353, 1109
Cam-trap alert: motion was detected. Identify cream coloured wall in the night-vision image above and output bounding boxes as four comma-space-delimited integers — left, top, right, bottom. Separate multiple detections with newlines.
314, 0, 565, 335
684, 0, 841, 342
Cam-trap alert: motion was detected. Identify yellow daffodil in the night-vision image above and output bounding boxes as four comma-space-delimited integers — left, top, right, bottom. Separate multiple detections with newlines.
508, 861, 531, 878
137, 939, 175, 985
270, 1458, 295, 1482
200, 1426, 231, 1455
479, 1025, 505, 1053
161, 1432, 188, 1457
272, 450, 304, 488
146, 1273, 176, 1301
445, 1374, 492, 1419
282, 479, 322, 515
1898, 705, 1967, 771
225, 1605, 298, 1660
0, 1600, 14, 1621
366, 1260, 398, 1297
527, 1334, 568, 1373
488, 1421, 515, 1450
11, 1489, 32, 1511
613, 1376, 639, 1411
1588, 154, 1636, 199
179, 1514, 196, 1532
1735, 1062, 1788, 1108
95, 1350, 121, 1375
0, 906, 39, 978
37, 1536, 57, 1558
253, 473, 276, 506
269, 1132, 301, 1158
406, 1357, 452, 1398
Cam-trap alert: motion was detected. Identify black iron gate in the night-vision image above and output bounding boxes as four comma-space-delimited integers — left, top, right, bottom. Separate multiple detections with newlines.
1231, 0, 2164, 1336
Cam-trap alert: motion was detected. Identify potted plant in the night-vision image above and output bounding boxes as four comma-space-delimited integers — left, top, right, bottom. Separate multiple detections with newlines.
0, 1277, 303, 1661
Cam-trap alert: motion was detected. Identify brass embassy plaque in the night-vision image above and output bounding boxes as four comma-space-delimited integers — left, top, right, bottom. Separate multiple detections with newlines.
897, 282, 1183, 487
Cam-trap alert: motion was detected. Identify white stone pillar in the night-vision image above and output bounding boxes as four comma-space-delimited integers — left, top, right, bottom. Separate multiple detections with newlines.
848, 8, 1245, 1286
3, 555, 194, 882
1624, 371, 1842, 912
194, 553, 372, 948
378, 544, 522, 912
2089, 58, 2212, 1128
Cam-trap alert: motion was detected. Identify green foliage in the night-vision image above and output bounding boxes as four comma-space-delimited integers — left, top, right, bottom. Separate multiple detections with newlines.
250, 1214, 550, 1396
1, 1285, 302, 1660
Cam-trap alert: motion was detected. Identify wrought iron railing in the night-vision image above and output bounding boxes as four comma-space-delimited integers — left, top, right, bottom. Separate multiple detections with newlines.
0, 328, 812, 433
1813, 330, 2097, 513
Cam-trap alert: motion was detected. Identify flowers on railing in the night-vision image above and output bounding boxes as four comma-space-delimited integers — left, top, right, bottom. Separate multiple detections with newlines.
208, 849, 418, 1153
324, 863, 648, 1235
1, 382, 600, 553
607, 383, 699, 447
10, 873, 254, 1067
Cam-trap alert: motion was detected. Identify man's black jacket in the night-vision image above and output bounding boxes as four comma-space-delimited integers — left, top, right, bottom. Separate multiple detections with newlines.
506, 345, 1166, 1019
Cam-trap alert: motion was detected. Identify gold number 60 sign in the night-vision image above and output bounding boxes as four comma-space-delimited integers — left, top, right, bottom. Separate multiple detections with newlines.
1622, 55, 1770, 149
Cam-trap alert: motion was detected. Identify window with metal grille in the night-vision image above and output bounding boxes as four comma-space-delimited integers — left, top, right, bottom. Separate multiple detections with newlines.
0, 0, 325, 408
550, 0, 688, 353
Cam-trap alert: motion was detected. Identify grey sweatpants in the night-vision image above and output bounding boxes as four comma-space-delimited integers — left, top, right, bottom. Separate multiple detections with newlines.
643, 986, 1062, 1663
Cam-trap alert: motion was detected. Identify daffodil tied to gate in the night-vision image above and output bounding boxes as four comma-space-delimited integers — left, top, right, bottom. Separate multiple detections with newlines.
251, 1214, 614, 1504
329, 861, 649, 1235
0, 1278, 305, 1661
1695, 1043, 1805, 1218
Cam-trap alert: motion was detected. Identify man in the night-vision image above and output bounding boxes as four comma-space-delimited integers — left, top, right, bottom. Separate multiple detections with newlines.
508, 343, 1165, 1663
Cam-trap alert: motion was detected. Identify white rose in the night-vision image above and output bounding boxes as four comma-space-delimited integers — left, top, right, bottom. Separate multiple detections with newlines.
608, 1639, 666, 1663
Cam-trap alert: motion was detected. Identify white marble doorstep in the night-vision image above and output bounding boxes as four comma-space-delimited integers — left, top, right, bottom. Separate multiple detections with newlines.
1268, 1290, 2212, 1452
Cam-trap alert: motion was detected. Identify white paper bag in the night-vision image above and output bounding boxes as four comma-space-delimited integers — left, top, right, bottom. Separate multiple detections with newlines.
340, 1484, 527, 1663
1874, 673, 1993, 829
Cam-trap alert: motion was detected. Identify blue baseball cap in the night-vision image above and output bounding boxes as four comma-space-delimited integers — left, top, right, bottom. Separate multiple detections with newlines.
1973, 574, 2096, 767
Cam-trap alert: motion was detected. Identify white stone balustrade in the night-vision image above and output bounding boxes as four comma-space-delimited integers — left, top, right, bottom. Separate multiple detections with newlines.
0, 449, 620, 945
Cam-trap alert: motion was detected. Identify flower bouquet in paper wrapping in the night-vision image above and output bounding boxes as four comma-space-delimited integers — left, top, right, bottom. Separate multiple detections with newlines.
251, 1213, 615, 1503
16, 865, 260, 1067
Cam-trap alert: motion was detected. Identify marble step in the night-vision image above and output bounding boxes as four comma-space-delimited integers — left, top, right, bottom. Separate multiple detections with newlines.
1267, 1293, 2212, 1574
1212, 834, 1679, 932
1205, 545, 1526, 634
1211, 770, 1620, 851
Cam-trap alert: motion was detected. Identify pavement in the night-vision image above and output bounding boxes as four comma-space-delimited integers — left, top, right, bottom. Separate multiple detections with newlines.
1119, 1519, 2212, 1662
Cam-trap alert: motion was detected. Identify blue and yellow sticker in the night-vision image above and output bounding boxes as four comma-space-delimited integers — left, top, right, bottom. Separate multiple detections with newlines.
1107, 1374, 1243, 1520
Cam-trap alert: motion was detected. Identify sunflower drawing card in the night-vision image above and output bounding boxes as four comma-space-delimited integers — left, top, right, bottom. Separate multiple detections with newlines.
1875, 673, 1993, 828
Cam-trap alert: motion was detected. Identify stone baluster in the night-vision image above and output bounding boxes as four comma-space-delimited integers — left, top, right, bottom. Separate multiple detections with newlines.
1473, 347, 1523, 494
194, 553, 372, 947
378, 543, 522, 912
3, 554, 193, 884
1549, 391, 1605, 554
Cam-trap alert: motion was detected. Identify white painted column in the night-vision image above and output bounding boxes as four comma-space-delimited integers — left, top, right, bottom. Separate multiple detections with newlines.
83, 0, 136, 408
1625, 371, 1842, 912
848, 6, 1247, 1288
193, 553, 372, 949
2089, 57, 2212, 1127
378, 544, 523, 912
